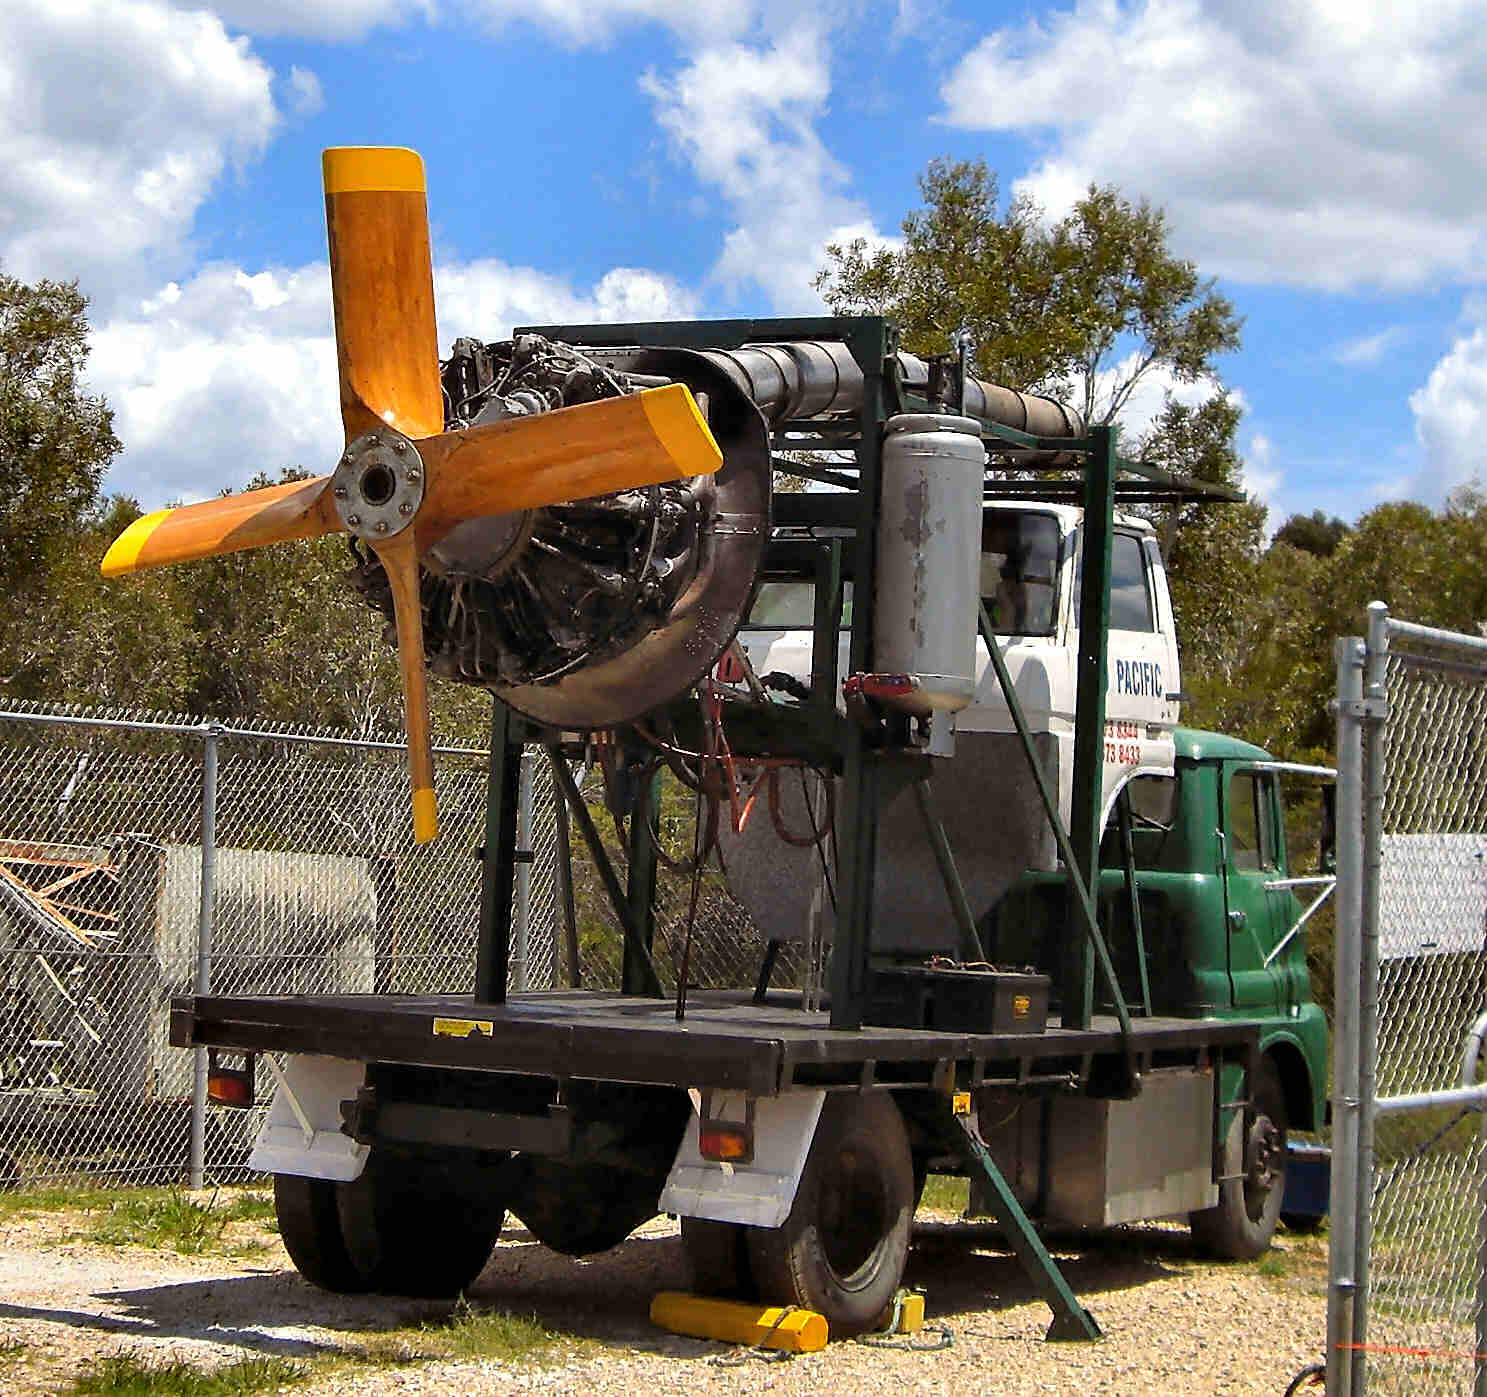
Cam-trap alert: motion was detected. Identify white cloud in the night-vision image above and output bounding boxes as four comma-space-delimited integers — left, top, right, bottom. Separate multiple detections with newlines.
642, 25, 885, 309
1409, 322, 1487, 501
1335, 327, 1409, 367
0, 1, 279, 309
1243, 431, 1280, 509
940, 0, 1487, 292
286, 66, 324, 118
186, 0, 431, 41
91, 258, 698, 508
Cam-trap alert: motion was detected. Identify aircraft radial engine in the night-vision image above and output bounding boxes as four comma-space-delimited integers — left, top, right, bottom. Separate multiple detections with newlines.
349, 332, 1082, 733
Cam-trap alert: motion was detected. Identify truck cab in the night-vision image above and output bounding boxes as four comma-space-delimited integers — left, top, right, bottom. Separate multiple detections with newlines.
985, 726, 1328, 1134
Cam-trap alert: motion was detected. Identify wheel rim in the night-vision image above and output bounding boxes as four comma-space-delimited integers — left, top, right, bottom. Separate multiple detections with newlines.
1244, 1113, 1284, 1222
818, 1144, 890, 1284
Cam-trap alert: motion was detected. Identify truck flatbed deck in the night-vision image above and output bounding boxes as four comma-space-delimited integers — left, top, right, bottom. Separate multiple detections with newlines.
172, 990, 1258, 1098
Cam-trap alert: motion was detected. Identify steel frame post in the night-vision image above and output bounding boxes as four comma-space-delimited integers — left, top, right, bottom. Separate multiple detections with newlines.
546, 747, 582, 988
947, 1105, 1101, 1341
1327, 633, 1367, 1397
623, 766, 662, 996
1064, 423, 1117, 1029
475, 698, 522, 1004
830, 319, 888, 1030
188, 721, 220, 1190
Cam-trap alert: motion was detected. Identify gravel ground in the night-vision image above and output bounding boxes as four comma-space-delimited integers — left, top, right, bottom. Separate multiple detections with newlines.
0, 1198, 1329, 1395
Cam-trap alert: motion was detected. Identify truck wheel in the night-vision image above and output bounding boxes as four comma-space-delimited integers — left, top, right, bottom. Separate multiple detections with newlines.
681, 1216, 755, 1299
1190, 1057, 1289, 1260
337, 1150, 506, 1297
746, 1092, 914, 1337
273, 1174, 370, 1294
513, 1159, 658, 1256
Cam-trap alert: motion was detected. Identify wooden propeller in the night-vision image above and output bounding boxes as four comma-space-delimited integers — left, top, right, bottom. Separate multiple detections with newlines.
102, 147, 721, 844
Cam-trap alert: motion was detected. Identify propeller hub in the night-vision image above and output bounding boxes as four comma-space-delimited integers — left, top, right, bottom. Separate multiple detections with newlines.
332, 430, 427, 539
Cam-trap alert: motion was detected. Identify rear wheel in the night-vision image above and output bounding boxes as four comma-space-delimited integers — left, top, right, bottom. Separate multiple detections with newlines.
1190, 1057, 1288, 1260
273, 1174, 369, 1294
336, 1150, 506, 1297
746, 1092, 914, 1337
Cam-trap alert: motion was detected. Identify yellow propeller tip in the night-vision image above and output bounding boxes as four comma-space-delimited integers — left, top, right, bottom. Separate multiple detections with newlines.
413, 787, 438, 844
323, 147, 426, 195
100, 509, 172, 577
639, 384, 723, 476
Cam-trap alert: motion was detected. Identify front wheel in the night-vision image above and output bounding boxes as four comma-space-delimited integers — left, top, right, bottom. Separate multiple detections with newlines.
746, 1091, 914, 1337
1190, 1057, 1288, 1260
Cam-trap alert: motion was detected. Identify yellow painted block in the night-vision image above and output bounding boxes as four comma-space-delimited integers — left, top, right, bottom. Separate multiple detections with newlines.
649, 1291, 828, 1352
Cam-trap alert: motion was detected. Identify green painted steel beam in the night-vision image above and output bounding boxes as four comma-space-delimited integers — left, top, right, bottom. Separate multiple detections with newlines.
475, 699, 522, 1005
829, 319, 891, 1031
914, 778, 987, 963
948, 1105, 1102, 1342
1064, 423, 1117, 1029
623, 766, 663, 996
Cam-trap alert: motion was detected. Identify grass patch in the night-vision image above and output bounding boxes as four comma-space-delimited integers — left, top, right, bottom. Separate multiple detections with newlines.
85, 1190, 275, 1256
414, 1297, 570, 1364
918, 1175, 970, 1215
0, 1185, 128, 1219
0, 1334, 27, 1359
1256, 1250, 1290, 1278
63, 1352, 305, 1397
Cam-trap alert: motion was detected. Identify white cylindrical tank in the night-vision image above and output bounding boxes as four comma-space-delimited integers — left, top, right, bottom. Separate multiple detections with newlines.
873, 413, 985, 716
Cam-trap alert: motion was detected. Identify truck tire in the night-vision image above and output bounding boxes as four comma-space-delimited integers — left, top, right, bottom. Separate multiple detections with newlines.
680, 1216, 755, 1299
746, 1091, 914, 1337
273, 1174, 370, 1294
336, 1150, 506, 1297
1190, 1057, 1288, 1260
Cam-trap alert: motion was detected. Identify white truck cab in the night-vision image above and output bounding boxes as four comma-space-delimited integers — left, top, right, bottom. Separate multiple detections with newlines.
722, 500, 1182, 957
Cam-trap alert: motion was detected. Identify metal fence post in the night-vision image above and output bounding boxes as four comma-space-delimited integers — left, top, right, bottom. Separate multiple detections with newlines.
1328, 634, 1366, 1397
1351, 601, 1390, 1395
188, 722, 220, 1190
512, 748, 535, 993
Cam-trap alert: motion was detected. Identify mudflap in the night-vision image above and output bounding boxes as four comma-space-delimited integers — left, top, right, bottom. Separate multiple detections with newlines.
249, 1055, 369, 1182
659, 1088, 825, 1228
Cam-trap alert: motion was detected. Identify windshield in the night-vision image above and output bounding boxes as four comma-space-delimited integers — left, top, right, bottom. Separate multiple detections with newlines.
981, 510, 1061, 636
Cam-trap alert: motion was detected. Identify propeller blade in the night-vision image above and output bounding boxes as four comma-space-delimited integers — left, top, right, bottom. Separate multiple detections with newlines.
372, 529, 438, 844
323, 147, 443, 443
416, 383, 721, 529
100, 476, 338, 577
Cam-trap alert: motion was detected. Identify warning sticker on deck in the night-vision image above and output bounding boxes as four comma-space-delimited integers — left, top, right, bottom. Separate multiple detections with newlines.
433, 1017, 494, 1038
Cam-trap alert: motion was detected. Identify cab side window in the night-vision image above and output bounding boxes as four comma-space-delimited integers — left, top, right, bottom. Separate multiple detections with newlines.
1109, 533, 1155, 632
1228, 772, 1276, 871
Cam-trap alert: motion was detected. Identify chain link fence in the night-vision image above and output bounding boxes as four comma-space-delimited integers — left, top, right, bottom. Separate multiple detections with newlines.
1329, 607, 1487, 1395
0, 701, 563, 1189
0, 703, 795, 1192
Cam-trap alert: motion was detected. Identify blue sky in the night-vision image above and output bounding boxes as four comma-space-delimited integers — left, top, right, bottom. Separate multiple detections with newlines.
6, 0, 1486, 532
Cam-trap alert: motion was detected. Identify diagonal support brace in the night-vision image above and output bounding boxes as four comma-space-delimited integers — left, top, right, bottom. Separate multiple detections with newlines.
947, 1102, 1102, 1343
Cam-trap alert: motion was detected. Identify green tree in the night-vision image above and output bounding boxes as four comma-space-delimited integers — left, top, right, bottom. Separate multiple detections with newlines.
0, 273, 120, 693
1274, 509, 1349, 558
816, 159, 1242, 424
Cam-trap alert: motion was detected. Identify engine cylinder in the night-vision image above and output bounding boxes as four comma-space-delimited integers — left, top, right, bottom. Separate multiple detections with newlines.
873, 414, 986, 715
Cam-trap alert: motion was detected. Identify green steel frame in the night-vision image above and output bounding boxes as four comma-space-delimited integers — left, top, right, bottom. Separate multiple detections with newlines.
464, 316, 1236, 1342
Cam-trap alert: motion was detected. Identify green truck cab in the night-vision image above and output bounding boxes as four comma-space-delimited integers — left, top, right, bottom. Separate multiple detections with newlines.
981, 726, 1328, 1253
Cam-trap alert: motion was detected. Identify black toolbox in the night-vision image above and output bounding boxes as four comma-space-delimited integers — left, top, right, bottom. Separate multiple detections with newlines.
865, 965, 1051, 1034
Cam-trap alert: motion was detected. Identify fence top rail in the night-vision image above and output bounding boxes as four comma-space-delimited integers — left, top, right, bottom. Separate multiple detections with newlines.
0, 704, 490, 758
1384, 614, 1487, 658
